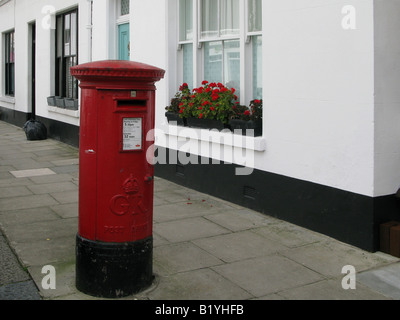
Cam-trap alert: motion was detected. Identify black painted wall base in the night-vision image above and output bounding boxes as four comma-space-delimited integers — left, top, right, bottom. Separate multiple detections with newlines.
0, 106, 32, 128
155, 147, 400, 253
0, 107, 79, 147
76, 235, 154, 299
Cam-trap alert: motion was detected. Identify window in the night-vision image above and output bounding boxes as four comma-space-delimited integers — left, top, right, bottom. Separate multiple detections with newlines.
56, 9, 78, 99
247, 0, 262, 99
121, 0, 130, 16
201, 0, 240, 95
178, 0, 262, 101
179, 0, 194, 89
4, 31, 15, 96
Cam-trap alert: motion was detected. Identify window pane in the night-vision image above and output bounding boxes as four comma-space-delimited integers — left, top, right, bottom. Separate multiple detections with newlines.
57, 57, 63, 96
183, 43, 193, 89
224, 40, 240, 95
204, 41, 223, 83
65, 57, 73, 98
201, 0, 218, 39
5, 32, 15, 96
10, 32, 15, 63
70, 12, 77, 56
179, 0, 193, 41
57, 16, 63, 57
5, 33, 10, 63
248, 0, 262, 32
10, 63, 14, 95
121, 0, 130, 15
64, 14, 71, 56
253, 35, 262, 99
220, 0, 239, 36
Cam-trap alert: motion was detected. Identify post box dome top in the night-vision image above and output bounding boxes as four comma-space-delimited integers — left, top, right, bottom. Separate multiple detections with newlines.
70, 60, 165, 83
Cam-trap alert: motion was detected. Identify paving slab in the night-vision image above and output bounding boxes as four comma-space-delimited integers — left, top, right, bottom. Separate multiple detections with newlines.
14, 237, 76, 267
0, 207, 60, 227
0, 194, 59, 212
358, 262, 400, 300
212, 255, 324, 297
277, 278, 391, 300
279, 240, 397, 278
204, 208, 275, 232
9, 168, 56, 179
155, 217, 230, 243
0, 186, 33, 199
154, 242, 223, 275
146, 268, 253, 300
27, 181, 77, 195
193, 230, 286, 263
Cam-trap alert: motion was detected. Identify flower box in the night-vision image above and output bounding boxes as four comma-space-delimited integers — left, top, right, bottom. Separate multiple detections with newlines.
55, 97, 65, 108
47, 96, 61, 106
165, 112, 186, 126
65, 98, 79, 110
187, 117, 228, 131
229, 119, 262, 137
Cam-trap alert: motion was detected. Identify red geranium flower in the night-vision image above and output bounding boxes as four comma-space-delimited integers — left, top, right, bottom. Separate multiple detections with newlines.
202, 80, 209, 85
179, 83, 188, 91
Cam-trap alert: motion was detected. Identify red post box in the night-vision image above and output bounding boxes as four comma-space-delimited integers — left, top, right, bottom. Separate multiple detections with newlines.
70, 60, 165, 298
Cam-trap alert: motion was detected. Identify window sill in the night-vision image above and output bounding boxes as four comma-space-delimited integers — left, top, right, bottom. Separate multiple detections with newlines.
47, 105, 79, 118
0, 96, 15, 104
159, 123, 266, 152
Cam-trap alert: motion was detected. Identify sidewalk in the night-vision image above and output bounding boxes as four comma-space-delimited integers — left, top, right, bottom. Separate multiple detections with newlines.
1, 120, 400, 300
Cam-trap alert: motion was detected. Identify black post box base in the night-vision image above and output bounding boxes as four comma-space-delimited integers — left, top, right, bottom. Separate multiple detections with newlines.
75, 234, 154, 299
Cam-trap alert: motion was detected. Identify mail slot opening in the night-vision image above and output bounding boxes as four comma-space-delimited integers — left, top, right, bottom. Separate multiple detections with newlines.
118, 100, 147, 107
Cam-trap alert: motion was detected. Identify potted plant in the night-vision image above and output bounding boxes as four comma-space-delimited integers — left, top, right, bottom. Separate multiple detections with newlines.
229, 99, 263, 136
165, 83, 190, 126
180, 81, 237, 131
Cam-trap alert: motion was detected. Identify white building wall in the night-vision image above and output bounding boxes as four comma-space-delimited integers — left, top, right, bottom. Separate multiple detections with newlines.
130, 0, 168, 127
373, 0, 400, 197
262, 0, 375, 196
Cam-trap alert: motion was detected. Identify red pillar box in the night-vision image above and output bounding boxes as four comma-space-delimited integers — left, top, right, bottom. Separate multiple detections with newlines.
71, 60, 165, 298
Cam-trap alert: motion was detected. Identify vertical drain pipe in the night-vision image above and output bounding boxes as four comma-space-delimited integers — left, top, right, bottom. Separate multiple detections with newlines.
87, 0, 93, 62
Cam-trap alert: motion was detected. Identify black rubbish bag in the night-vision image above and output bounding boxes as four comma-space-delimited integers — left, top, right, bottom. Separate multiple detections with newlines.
23, 119, 47, 141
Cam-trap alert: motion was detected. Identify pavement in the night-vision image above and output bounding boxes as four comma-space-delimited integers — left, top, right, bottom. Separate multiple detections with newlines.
1, 120, 400, 301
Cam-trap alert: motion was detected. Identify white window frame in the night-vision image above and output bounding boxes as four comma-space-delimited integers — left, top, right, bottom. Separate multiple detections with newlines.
116, 0, 130, 25
177, 0, 262, 105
